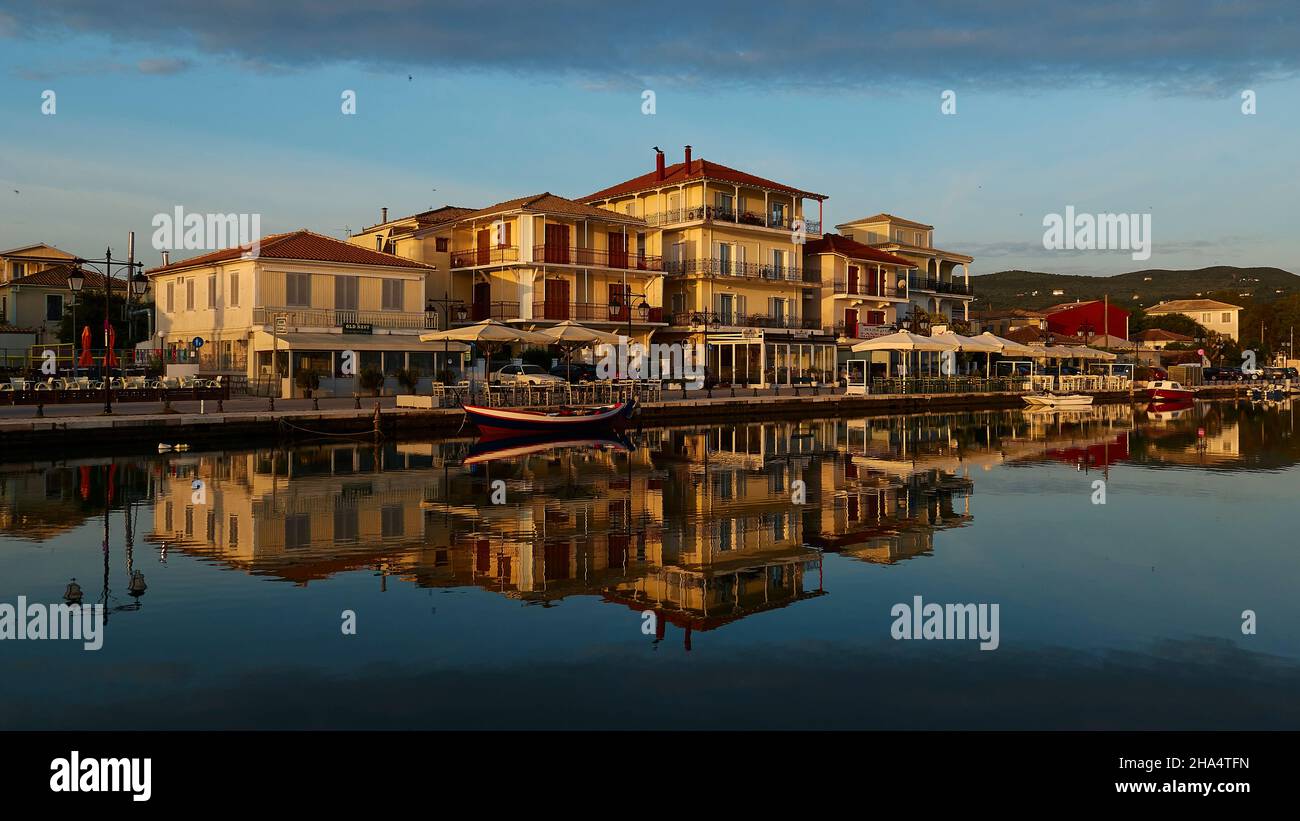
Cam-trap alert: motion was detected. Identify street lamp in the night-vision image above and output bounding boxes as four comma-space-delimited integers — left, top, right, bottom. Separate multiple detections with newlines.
67, 268, 85, 378
609, 291, 650, 377
73, 249, 143, 415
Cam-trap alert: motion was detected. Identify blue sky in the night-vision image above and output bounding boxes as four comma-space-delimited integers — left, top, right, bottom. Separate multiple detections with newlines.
1, 2, 1297, 276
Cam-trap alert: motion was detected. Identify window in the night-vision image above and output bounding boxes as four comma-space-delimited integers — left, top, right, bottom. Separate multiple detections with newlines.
772, 248, 787, 275
287, 273, 311, 307
495, 220, 511, 247
718, 243, 732, 274
11, 262, 25, 279
435, 237, 449, 252
381, 505, 404, 538
185, 278, 195, 311
334, 275, 359, 310
916, 231, 923, 245
716, 193, 734, 214
166, 282, 175, 313
207, 275, 217, 308
1201, 313, 1211, 323
229, 273, 240, 307
382, 279, 403, 311
1222, 312, 1231, 324
375, 236, 383, 251
45, 294, 63, 322
284, 514, 311, 549
770, 202, 787, 227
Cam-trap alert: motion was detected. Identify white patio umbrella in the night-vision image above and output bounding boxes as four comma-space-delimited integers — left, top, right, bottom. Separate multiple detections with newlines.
535, 320, 623, 380
935, 330, 1002, 377
852, 331, 959, 377
975, 331, 1038, 377
420, 319, 554, 382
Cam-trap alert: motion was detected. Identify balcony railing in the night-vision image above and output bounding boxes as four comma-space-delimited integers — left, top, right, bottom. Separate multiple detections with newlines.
529, 244, 663, 271
253, 307, 436, 330
665, 257, 805, 283
908, 276, 973, 296
644, 206, 821, 235
669, 310, 821, 331
831, 279, 904, 299
531, 302, 666, 324
450, 246, 520, 268
466, 301, 521, 322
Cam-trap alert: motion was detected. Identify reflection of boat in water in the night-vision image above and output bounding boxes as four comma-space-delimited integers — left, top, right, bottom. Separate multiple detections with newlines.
463, 400, 636, 439
1023, 393, 1093, 408
1146, 398, 1194, 422
1142, 380, 1194, 401
463, 431, 633, 465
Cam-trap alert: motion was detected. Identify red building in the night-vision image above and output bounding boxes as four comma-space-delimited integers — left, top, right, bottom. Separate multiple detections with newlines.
1043, 300, 1129, 341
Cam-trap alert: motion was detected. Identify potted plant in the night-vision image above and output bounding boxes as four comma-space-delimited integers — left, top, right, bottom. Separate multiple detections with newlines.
359, 367, 385, 397
395, 368, 419, 394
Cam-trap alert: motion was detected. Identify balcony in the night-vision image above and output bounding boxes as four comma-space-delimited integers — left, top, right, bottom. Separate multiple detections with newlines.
831, 278, 905, 299
450, 246, 520, 268
669, 310, 821, 331
531, 301, 666, 324
531, 245, 663, 271
465, 301, 521, 322
253, 307, 436, 330
908, 276, 972, 296
644, 205, 821, 235
665, 257, 805, 283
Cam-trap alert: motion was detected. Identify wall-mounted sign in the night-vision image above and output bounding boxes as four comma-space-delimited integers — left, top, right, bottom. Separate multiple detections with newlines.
342, 322, 373, 335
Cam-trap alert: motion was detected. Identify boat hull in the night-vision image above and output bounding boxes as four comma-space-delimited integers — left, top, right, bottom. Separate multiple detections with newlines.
1023, 394, 1094, 408
464, 401, 636, 439
1145, 388, 1194, 401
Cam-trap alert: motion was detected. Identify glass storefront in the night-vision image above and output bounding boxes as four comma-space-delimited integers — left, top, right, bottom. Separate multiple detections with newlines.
706, 336, 834, 385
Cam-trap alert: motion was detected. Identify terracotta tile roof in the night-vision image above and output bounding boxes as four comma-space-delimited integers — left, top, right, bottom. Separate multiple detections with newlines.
1043, 300, 1103, 313
5, 264, 126, 290
580, 158, 826, 203
1134, 328, 1193, 342
803, 233, 915, 267
145, 230, 436, 275
1147, 299, 1242, 313
1003, 327, 1082, 345
458, 192, 645, 225
837, 213, 934, 230
362, 205, 478, 234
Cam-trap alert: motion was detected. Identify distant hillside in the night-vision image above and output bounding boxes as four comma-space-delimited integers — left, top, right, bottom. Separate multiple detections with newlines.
971, 266, 1300, 312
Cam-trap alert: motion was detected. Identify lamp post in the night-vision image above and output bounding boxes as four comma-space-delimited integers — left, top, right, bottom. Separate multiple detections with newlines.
609, 291, 650, 378
72, 249, 143, 415
426, 293, 468, 379
67, 268, 85, 379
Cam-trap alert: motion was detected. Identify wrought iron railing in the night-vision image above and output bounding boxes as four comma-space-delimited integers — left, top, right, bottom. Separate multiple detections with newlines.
530, 245, 663, 271
252, 307, 435, 329
450, 246, 520, 268
644, 206, 821, 234
669, 310, 820, 330
664, 257, 804, 282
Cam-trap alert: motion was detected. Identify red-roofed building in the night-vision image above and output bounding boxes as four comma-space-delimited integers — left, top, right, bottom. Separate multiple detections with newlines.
146, 229, 466, 396
804, 233, 913, 347
1042, 299, 1129, 342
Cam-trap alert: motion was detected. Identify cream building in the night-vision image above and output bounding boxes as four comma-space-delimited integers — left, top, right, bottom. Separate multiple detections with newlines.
1146, 299, 1242, 342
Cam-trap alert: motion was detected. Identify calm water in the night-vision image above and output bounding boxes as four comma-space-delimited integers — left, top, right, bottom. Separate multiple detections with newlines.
2, 399, 1298, 730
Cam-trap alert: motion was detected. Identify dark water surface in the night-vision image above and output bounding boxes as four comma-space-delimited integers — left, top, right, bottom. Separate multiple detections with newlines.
2, 399, 1297, 729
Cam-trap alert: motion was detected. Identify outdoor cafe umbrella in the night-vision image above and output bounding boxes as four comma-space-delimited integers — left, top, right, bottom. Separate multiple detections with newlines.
851, 330, 959, 377
536, 320, 622, 381
976, 332, 1037, 377
419, 319, 553, 383
934, 330, 1001, 377
78, 325, 94, 368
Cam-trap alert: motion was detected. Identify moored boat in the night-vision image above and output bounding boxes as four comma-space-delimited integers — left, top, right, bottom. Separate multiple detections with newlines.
1023, 393, 1094, 408
463, 399, 636, 439
1142, 380, 1194, 401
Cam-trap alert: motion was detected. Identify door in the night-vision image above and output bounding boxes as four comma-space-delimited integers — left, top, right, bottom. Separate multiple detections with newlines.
544, 224, 569, 264
844, 308, 858, 339
608, 232, 628, 269
847, 265, 858, 295
476, 229, 490, 266
545, 279, 570, 320
472, 282, 491, 320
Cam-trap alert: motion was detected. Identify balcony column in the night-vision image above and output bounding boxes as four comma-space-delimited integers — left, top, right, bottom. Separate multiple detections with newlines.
764, 191, 769, 227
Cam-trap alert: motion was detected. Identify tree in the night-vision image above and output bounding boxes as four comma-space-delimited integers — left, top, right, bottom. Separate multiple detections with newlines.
58, 291, 143, 345
359, 367, 385, 396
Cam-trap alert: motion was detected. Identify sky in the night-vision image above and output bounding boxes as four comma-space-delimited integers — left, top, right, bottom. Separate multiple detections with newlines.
0, 1, 1298, 276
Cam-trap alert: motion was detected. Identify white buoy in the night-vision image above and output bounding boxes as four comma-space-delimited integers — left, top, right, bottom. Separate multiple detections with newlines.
158, 443, 173, 453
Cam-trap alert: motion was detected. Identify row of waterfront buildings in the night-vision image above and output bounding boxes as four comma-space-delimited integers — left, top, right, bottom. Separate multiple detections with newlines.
1, 144, 1247, 390
2, 146, 976, 389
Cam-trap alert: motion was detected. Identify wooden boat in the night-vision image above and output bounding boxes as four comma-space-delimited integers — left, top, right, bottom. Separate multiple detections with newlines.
1142, 380, 1194, 401
1022, 393, 1094, 408
463, 399, 636, 439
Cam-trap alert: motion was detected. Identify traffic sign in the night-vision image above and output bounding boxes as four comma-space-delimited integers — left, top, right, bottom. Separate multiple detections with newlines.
192, 337, 204, 349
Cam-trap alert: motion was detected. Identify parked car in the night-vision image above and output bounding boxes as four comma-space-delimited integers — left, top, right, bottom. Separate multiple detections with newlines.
549, 362, 600, 382
490, 364, 564, 385
1263, 366, 1298, 382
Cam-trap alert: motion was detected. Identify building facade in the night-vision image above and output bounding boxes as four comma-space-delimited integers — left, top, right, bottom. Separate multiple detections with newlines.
1146, 299, 1241, 342
834, 214, 974, 325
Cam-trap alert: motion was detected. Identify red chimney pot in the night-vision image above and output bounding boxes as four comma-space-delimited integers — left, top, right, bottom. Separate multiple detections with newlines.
654, 149, 665, 181
684, 145, 692, 170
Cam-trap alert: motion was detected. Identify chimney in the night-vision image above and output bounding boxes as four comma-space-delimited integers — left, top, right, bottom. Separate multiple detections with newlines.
381, 207, 389, 223
161, 251, 170, 267
654, 148, 665, 181
684, 145, 692, 169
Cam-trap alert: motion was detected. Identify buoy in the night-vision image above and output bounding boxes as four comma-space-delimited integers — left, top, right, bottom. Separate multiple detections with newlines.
175, 444, 190, 452
158, 443, 173, 452
127, 570, 148, 598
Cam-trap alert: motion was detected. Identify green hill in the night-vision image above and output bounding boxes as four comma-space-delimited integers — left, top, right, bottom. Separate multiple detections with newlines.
971, 266, 1300, 312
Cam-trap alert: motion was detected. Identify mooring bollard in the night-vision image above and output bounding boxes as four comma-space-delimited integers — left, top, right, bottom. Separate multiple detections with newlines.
217, 399, 224, 413
267, 396, 275, 412
353, 393, 361, 410
35, 403, 44, 418
313, 397, 320, 411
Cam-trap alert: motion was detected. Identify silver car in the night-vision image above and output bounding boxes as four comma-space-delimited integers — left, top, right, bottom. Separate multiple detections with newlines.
491, 364, 564, 385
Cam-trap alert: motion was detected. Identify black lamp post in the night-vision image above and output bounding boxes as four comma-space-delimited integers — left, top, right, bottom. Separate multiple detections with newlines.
426, 293, 468, 379
609, 291, 650, 378
73, 250, 143, 415
67, 268, 85, 378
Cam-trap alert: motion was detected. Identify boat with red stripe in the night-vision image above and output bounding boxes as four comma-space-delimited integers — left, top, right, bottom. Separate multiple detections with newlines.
463, 399, 637, 439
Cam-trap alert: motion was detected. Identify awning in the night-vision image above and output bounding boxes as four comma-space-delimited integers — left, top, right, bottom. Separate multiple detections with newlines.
252, 331, 468, 353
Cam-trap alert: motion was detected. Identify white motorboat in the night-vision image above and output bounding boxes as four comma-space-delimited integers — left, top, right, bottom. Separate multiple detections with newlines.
1023, 393, 1094, 408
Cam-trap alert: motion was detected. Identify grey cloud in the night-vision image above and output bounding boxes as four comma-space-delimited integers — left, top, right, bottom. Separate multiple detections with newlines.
2, 0, 1297, 94
17, 56, 193, 81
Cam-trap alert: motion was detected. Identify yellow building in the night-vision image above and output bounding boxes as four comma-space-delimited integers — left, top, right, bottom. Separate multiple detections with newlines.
0, 243, 81, 342
146, 229, 463, 395
1146, 298, 1242, 342
803, 232, 915, 365
582, 147, 835, 386
835, 213, 974, 326
347, 205, 475, 315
